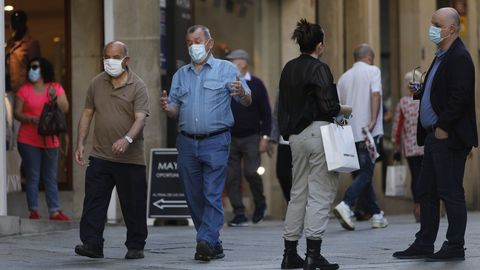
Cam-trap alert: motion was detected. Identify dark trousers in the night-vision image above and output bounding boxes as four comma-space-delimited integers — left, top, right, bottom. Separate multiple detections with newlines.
276, 144, 292, 202
414, 133, 469, 249
226, 134, 266, 216
343, 141, 381, 215
355, 137, 384, 215
406, 155, 423, 203
80, 157, 148, 250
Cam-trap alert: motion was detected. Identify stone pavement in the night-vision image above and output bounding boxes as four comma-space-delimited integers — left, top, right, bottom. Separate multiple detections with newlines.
2, 213, 480, 269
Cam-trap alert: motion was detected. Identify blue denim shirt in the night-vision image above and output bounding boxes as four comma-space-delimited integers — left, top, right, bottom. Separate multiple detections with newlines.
420, 49, 448, 129
168, 56, 251, 134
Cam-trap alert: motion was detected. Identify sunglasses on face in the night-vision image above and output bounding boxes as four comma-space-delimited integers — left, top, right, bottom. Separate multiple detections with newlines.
30, 64, 40, 70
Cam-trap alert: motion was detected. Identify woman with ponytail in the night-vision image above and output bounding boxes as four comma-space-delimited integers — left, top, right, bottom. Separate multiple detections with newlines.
278, 19, 351, 270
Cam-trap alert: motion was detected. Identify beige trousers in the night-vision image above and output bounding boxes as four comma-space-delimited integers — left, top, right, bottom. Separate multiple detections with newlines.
283, 121, 339, 241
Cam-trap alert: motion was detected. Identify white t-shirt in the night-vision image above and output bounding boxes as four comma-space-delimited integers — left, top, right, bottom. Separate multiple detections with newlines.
337, 61, 383, 142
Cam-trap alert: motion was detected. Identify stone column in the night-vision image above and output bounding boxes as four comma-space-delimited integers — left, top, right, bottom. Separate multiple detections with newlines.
111, 1, 164, 154
317, 0, 344, 80
462, 0, 480, 209
398, 0, 436, 93
107, 0, 164, 221
253, 0, 283, 218
71, 0, 164, 219
0, 0, 6, 215
71, 0, 103, 219
344, 0, 381, 68
253, 0, 281, 97
397, 0, 480, 210
280, 0, 316, 67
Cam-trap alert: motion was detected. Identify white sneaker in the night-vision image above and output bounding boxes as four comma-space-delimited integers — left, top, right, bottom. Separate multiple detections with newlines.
333, 201, 355, 230
371, 211, 388, 228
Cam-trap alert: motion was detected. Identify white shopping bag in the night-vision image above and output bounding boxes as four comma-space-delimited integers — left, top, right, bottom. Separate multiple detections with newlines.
385, 165, 407, 197
320, 123, 360, 173
7, 175, 21, 193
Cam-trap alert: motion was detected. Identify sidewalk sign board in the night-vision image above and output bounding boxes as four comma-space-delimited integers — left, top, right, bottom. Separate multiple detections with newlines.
147, 148, 190, 218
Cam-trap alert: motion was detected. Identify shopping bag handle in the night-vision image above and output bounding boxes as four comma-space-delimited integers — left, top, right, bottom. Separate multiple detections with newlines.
333, 114, 352, 127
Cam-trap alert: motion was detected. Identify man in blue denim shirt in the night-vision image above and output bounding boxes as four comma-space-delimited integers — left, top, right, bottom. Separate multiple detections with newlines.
161, 25, 251, 262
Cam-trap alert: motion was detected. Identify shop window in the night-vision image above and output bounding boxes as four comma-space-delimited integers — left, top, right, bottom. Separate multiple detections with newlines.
5, 0, 72, 190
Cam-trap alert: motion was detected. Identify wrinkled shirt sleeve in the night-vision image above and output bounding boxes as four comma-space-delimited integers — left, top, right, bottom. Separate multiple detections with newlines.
312, 64, 341, 117
168, 72, 182, 108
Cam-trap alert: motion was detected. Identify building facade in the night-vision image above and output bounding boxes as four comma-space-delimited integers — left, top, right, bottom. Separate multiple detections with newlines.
4, 0, 480, 220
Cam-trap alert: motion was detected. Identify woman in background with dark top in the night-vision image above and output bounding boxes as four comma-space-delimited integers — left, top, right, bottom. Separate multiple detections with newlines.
14, 57, 70, 221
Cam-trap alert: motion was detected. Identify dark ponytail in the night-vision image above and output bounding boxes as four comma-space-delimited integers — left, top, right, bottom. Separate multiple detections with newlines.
291, 19, 324, 54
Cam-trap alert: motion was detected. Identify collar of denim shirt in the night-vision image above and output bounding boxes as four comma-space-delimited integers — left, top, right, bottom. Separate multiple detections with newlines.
187, 55, 215, 73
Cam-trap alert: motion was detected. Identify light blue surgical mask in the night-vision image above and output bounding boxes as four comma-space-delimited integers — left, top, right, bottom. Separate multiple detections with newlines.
429, 25, 447, 45
188, 40, 211, 63
28, 67, 41, 82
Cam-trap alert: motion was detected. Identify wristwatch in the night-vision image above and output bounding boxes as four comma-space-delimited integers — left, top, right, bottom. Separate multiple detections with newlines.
124, 135, 133, 144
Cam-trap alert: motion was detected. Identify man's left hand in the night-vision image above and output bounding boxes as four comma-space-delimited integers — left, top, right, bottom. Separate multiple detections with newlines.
230, 76, 246, 97
259, 137, 269, 156
266, 142, 275, 158
112, 137, 129, 155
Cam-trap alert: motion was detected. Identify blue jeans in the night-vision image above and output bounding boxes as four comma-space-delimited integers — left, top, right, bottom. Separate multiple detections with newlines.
342, 141, 381, 215
176, 132, 230, 246
17, 142, 60, 213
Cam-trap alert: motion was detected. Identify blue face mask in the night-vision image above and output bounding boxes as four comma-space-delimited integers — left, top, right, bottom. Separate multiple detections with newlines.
28, 67, 41, 82
429, 25, 448, 45
188, 40, 211, 63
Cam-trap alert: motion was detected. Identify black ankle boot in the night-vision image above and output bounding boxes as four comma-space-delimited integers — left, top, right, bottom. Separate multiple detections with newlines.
304, 239, 339, 270
281, 240, 305, 269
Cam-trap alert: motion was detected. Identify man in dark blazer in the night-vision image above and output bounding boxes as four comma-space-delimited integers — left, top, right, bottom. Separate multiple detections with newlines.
393, 7, 477, 262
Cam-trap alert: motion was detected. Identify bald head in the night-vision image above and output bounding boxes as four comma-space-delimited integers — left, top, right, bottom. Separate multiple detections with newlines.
353, 43, 374, 62
433, 7, 460, 33
103, 41, 129, 58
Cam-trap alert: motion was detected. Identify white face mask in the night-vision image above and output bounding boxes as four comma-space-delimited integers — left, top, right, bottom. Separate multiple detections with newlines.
103, 57, 126, 77
188, 40, 210, 63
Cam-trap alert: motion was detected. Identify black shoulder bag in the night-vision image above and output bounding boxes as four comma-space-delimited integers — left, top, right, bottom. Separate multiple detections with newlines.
38, 86, 67, 143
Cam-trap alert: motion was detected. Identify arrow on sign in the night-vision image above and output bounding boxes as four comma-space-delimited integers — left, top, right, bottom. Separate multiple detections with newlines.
158, 198, 187, 204
153, 198, 188, 210
158, 204, 188, 209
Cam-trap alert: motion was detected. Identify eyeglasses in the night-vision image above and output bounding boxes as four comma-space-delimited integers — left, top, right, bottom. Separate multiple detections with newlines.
410, 66, 427, 92
412, 66, 427, 83
30, 64, 39, 70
